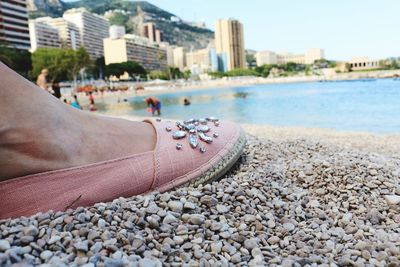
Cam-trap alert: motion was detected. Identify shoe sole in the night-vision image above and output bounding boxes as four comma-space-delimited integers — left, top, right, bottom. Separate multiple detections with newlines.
183, 130, 247, 188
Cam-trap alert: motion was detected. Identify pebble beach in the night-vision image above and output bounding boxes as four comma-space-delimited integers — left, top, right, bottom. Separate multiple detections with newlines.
1, 125, 400, 266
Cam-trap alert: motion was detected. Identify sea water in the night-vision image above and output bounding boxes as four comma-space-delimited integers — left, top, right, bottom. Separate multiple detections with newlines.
103, 79, 400, 134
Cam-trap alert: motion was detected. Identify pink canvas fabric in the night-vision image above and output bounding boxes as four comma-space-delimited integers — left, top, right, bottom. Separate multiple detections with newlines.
0, 119, 242, 219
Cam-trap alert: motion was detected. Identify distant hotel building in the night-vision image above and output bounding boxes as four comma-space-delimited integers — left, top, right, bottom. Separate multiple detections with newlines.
348, 57, 380, 71
63, 8, 109, 58
215, 19, 245, 71
142, 22, 163, 43
44, 17, 81, 49
186, 45, 218, 74
173, 47, 187, 71
29, 18, 61, 51
103, 32, 167, 71
0, 0, 30, 50
256, 48, 325, 66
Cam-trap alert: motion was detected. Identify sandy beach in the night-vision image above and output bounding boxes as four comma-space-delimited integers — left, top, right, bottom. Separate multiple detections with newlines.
1, 117, 400, 266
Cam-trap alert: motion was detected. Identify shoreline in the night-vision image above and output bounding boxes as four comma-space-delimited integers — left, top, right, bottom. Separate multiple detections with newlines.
74, 69, 400, 105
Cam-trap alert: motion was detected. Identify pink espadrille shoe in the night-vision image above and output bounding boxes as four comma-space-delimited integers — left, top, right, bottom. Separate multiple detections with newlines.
0, 117, 246, 219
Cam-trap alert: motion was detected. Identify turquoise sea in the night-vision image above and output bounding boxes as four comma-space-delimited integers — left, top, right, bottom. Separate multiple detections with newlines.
102, 79, 400, 134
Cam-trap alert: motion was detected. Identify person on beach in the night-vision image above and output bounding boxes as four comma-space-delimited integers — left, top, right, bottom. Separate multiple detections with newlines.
145, 97, 161, 116
71, 95, 82, 110
88, 91, 95, 105
51, 81, 61, 99
36, 69, 50, 92
0, 61, 245, 219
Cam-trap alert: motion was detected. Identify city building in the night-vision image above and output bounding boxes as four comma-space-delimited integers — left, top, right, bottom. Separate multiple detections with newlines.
159, 42, 175, 66
255, 48, 325, 66
186, 45, 218, 74
305, 48, 325, 64
41, 17, 82, 49
142, 22, 163, 43
173, 47, 187, 71
255, 50, 278, 66
103, 34, 167, 71
109, 25, 125, 39
348, 57, 380, 71
63, 8, 109, 58
29, 18, 61, 51
0, 0, 30, 50
215, 19, 245, 71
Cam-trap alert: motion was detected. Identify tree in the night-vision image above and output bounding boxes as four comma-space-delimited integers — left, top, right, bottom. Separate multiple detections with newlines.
32, 47, 91, 83
0, 44, 32, 78
32, 48, 69, 82
65, 47, 91, 85
104, 61, 146, 79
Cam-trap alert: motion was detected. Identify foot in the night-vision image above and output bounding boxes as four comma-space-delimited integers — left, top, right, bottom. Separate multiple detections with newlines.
0, 80, 156, 182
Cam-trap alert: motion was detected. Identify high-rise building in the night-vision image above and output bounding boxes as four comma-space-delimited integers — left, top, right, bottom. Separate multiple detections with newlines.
103, 34, 167, 71
41, 17, 82, 49
29, 18, 61, 51
63, 8, 109, 58
142, 22, 163, 43
173, 47, 187, 71
215, 19, 245, 71
0, 0, 30, 50
186, 45, 218, 74
159, 42, 174, 66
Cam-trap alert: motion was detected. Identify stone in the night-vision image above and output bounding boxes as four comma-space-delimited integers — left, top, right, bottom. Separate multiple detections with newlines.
0, 240, 10, 252
267, 236, 280, 245
200, 196, 218, 207
163, 213, 179, 224
384, 195, 400, 205
188, 214, 205, 225
216, 204, 230, 213
168, 201, 183, 212
40, 250, 53, 261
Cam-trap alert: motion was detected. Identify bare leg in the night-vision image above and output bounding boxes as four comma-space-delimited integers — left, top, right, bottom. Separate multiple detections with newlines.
0, 62, 156, 181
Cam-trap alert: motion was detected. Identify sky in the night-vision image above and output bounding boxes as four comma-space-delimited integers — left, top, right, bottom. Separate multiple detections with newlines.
67, 0, 400, 60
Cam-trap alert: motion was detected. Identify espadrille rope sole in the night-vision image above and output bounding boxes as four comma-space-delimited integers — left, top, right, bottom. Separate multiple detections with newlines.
183, 130, 246, 188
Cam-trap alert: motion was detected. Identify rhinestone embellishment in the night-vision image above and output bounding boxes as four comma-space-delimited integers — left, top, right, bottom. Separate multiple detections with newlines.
172, 131, 186, 139
189, 134, 198, 148
198, 132, 213, 143
166, 117, 219, 153
197, 125, 210, 133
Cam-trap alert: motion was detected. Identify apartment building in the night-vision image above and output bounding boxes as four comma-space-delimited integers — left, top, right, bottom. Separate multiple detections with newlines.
63, 8, 109, 58
42, 17, 82, 49
256, 48, 325, 66
29, 18, 61, 51
215, 19, 245, 71
103, 34, 167, 71
186, 46, 218, 74
0, 0, 30, 50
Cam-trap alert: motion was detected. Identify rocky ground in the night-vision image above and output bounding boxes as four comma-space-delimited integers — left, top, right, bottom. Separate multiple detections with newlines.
1, 132, 400, 267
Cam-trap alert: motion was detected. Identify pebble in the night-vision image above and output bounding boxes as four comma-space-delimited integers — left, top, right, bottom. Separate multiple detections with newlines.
384, 195, 400, 205
168, 201, 183, 212
0, 240, 10, 251
40, 250, 53, 261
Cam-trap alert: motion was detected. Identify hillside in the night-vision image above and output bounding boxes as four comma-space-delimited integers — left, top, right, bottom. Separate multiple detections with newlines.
28, 0, 214, 49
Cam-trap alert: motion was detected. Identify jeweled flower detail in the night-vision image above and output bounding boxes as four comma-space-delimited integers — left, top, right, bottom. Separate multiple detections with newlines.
168, 117, 219, 153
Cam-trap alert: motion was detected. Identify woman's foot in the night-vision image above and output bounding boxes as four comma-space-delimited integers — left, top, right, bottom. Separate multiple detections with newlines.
0, 62, 156, 181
